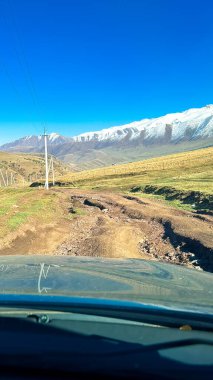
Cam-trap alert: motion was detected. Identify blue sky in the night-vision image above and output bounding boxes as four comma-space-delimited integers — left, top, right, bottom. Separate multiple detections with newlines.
0, 0, 213, 144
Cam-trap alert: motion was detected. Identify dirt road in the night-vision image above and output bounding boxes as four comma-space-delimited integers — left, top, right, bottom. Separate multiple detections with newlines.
1, 189, 213, 272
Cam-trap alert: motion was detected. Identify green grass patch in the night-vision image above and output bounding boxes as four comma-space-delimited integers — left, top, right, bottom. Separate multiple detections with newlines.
131, 192, 194, 212
7, 212, 29, 230
67, 207, 87, 219
0, 188, 63, 238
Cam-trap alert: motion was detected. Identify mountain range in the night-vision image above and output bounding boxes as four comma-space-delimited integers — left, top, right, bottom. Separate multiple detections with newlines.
1, 105, 213, 170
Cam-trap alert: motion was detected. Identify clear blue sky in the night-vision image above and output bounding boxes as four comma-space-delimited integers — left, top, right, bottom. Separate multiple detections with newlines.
0, 0, 213, 144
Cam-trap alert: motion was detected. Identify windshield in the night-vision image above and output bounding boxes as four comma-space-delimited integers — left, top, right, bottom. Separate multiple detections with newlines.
0, 0, 212, 313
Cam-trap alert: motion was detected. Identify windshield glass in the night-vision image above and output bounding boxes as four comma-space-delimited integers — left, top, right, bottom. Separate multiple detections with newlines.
0, 0, 212, 313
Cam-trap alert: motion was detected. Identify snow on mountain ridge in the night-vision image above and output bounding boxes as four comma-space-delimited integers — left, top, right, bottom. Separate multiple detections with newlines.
23, 133, 63, 143
1, 105, 213, 151
0, 132, 70, 151
49, 133, 61, 142
72, 105, 213, 143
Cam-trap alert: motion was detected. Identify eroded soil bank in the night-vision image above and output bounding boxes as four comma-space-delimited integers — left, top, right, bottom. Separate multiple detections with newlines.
55, 190, 213, 273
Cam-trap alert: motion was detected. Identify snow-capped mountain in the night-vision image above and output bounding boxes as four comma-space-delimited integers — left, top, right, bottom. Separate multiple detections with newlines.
1, 105, 213, 169
0, 133, 70, 153
72, 104, 213, 143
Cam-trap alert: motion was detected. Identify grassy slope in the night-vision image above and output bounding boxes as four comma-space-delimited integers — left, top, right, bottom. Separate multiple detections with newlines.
0, 186, 88, 250
60, 138, 213, 170
0, 151, 69, 184
57, 146, 213, 195
0, 188, 67, 248
0, 189, 52, 234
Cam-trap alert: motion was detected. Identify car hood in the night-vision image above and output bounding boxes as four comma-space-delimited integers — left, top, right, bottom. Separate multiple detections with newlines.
0, 256, 212, 313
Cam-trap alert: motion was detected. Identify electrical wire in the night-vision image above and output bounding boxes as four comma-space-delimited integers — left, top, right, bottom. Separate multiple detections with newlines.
2, 0, 46, 135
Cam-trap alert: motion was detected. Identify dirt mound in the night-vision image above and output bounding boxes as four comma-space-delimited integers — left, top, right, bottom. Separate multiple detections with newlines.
131, 185, 213, 211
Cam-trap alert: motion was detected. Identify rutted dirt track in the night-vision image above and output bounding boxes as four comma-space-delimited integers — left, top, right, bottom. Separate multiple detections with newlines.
55, 190, 213, 272
1, 189, 213, 272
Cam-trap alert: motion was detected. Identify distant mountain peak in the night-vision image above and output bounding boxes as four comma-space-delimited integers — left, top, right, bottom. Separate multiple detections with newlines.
0, 132, 70, 153
49, 132, 60, 141
0, 105, 213, 166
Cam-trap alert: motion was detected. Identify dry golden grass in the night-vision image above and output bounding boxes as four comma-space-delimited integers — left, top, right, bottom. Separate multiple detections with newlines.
57, 147, 213, 194
0, 151, 69, 185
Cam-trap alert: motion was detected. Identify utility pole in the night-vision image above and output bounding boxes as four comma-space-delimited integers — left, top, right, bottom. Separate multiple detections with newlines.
43, 129, 49, 190
0, 170, 6, 187
47, 156, 55, 187
52, 156, 55, 186
6, 171, 9, 186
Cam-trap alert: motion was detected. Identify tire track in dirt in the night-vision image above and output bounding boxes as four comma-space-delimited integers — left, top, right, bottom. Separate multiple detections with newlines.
53, 190, 213, 272
1, 188, 212, 272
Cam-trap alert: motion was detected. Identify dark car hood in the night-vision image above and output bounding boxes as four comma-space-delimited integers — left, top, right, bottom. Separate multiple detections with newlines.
0, 256, 212, 313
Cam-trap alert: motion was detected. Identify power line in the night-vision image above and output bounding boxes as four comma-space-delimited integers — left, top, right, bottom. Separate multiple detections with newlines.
0, 6, 41, 136
0, 53, 39, 134
1, 0, 49, 187
8, 0, 45, 126
3, 0, 46, 132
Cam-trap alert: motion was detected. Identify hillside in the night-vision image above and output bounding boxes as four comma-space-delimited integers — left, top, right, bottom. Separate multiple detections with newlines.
1, 105, 213, 170
0, 151, 70, 185
57, 137, 213, 170
51, 147, 212, 189
45, 147, 213, 211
